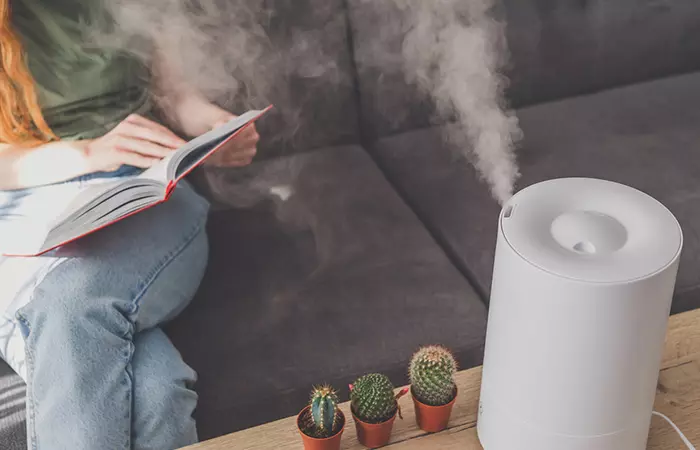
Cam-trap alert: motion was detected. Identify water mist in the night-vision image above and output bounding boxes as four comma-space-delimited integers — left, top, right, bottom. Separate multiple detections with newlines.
95, 0, 522, 204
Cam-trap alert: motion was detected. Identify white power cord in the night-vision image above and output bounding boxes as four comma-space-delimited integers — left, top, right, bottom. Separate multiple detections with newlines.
652, 411, 696, 450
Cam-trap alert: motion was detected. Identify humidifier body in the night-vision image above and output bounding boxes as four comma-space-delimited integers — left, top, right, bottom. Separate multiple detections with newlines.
476, 178, 682, 450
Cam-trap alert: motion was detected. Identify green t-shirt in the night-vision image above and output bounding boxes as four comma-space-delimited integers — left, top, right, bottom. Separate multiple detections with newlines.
12, 0, 153, 140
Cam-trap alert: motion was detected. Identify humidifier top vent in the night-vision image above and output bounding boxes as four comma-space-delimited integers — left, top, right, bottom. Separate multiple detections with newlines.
500, 178, 682, 283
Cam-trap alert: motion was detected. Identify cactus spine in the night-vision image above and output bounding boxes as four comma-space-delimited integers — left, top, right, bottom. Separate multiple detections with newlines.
350, 374, 398, 423
303, 385, 342, 438
409, 345, 457, 406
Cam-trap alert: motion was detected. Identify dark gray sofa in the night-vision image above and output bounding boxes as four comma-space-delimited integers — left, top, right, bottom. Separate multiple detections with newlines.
3, 0, 700, 447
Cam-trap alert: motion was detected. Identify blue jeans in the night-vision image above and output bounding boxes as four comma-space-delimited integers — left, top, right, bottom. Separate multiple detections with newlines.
0, 170, 209, 449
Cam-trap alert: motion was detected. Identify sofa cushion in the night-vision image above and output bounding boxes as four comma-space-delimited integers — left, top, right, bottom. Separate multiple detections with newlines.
164, 145, 487, 439
372, 72, 700, 314
347, 0, 700, 139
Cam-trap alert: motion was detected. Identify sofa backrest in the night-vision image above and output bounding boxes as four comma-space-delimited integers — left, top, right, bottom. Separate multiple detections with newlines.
348, 0, 700, 140
229, 0, 360, 156
506, 0, 700, 106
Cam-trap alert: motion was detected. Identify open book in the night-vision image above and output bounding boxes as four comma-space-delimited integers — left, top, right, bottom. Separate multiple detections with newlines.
4, 106, 271, 257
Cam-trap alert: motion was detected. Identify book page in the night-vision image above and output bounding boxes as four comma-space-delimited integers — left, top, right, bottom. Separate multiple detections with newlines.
44, 184, 162, 252
168, 109, 268, 181
89, 196, 158, 229
51, 183, 162, 236
137, 111, 260, 184
1, 178, 157, 256
49, 179, 125, 228
138, 152, 176, 184
172, 134, 230, 179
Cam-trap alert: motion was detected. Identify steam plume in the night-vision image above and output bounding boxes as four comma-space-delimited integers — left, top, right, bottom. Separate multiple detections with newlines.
354, 0, 522, 204
94, 0, 521, 203
95, 0, 270, 109
401, 0, 522, 204
92, 0, 345, 150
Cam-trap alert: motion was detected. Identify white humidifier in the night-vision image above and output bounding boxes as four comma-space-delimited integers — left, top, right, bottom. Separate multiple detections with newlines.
477, 178, 683, 450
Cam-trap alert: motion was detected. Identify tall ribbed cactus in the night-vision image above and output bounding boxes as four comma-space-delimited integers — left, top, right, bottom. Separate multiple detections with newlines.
303, 385, 342, 438
350, 374, 400, 423
409, 345, 457, 406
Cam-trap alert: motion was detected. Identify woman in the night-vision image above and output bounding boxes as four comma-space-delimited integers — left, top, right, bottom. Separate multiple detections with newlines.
0, 0, 259, 448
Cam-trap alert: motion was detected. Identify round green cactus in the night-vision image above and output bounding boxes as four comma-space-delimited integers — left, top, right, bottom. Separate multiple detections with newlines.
409, 345, 457, 406
302, 385, 342, 438
350, 373, 398, 423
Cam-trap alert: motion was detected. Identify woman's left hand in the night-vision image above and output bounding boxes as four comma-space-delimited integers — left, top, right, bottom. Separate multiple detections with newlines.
204, 111, 260, 168
167, 92, 260, 167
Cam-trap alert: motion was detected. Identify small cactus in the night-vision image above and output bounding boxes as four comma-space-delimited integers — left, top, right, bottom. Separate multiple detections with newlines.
409, 345, 457, 406
302, 385, 342, 438
350, 374, 407, 424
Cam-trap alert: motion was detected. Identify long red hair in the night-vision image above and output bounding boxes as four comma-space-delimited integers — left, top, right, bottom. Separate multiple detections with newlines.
0, 0, 56, 146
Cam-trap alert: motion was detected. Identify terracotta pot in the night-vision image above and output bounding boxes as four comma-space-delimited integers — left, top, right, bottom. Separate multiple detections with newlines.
297, 406, 345, 450
351, 409, 397, 448
412, 387, 457, 433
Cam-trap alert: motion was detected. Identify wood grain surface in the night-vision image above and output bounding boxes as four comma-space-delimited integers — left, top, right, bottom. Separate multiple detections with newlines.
183, 309, 700, 449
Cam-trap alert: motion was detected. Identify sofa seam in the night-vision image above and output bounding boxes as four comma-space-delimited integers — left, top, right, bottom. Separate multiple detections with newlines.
363, 152, 491, 305
340, 0, 371, 149
339, 1, 489, 306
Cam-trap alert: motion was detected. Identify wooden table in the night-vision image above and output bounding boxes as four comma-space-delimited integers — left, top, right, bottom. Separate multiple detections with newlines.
184, 309, 700, 449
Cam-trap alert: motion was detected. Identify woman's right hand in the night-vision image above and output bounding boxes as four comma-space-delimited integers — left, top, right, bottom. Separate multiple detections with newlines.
84, 114, 187, 172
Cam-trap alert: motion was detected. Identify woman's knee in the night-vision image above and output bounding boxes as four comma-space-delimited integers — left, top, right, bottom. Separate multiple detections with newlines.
16, 182, 209, 347
18, 257, 135, 342
134, 227, 209, 330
